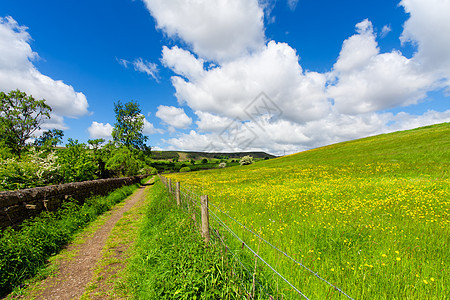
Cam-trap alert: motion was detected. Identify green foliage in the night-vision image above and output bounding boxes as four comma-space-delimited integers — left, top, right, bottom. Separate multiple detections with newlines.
34, 129, 64, 147
239, 155, 253, 166
57, 139, 96, 182
106, 146, 143, 177
179, 166, 191, 172
112, 101, 148, 150
202, 158, 208, 164
125, 181, 249, 299
0, 147, 60, 191
0, 90, 52, 157
0, 184, 138, 296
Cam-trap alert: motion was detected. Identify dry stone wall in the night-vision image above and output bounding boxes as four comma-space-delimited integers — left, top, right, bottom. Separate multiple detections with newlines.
0, 175, 147, 229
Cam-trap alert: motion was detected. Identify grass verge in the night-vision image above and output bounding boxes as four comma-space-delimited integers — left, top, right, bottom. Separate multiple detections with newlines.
0, 182, 141, 297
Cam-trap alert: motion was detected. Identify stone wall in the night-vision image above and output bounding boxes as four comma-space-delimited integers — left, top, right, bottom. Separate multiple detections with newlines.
0, 175, 147, 229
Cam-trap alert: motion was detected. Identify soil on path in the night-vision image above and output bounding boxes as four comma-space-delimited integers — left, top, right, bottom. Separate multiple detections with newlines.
22, 182, 151, 300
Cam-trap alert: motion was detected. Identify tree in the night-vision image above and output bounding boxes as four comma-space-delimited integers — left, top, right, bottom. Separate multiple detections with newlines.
112, 101, 148, 150
34, 129, 64, 147
57, 139, 96, 182
239, 155, 254, 166
0, 90, 51, 157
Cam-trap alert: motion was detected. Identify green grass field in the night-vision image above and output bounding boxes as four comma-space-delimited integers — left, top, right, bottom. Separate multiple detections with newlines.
167, 123, 450, 299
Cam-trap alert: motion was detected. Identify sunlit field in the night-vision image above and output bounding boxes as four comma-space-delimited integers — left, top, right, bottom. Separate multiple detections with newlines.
167, 123, 449, 299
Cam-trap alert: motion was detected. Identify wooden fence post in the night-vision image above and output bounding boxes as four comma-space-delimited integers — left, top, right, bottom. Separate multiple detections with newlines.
201, 195, 210, 243
168, 178, 172, 194
176, 182, 181, 206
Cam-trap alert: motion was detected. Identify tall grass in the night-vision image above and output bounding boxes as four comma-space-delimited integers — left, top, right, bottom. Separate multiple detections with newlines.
167, 123, 450, 299
125, 180, 273, 299
0, 183, 139, 296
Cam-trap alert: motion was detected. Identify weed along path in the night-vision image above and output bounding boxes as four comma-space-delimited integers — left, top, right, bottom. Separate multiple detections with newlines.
16, 179, 153, 300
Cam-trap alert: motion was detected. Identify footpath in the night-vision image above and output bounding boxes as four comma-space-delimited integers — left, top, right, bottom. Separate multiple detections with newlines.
6, 178, 153, 300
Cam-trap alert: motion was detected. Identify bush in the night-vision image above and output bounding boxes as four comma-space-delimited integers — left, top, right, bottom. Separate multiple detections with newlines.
239, 155, 254, 166
179, 166, 191, 172
0, 147, 60, 191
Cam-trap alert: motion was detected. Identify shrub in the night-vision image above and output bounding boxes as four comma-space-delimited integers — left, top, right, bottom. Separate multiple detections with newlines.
239, 155, 254, 166
179, 166, 191, 172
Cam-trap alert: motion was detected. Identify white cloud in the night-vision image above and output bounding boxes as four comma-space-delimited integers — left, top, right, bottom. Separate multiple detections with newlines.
133, 58, 159, 81
171, 41, 330, 124
0, 16, 89, 128
161, 46, 205, 80
117, 57, 159, 81
380, 25, 391, 38
287, 0, 299, 11
143, 117, 164, 134
328, 19, 435, 114
195, 111, 235, 132
400, 0, 450, 85
153, 3, 450, 155
87, 122, 113, 139
155, 105, 192, 129
142, 0, 265, 62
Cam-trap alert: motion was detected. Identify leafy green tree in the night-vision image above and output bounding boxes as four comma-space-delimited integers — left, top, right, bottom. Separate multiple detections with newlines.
34, 129, 64, 147
112, 101, 148, 150
106, 146, 143, 177
0, 90, 51, 157
58, 139, 96, 182
87, 138, 111, 178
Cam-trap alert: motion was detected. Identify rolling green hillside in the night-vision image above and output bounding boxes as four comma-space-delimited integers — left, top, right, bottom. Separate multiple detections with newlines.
167, 123, 449, 299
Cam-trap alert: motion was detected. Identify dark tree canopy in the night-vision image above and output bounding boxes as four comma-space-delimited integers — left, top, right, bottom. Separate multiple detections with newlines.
34, 129, 64, 147
112, 101, 148, 149
0, 89, 51, 157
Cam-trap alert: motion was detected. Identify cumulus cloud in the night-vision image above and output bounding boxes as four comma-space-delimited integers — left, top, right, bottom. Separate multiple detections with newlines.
142, 0, 265, 62
155, 105, 192, 129
400, 0, 450, 85
195, 111, 235, 132
88, 122, 113, 139
328, 19, 434, 114
161, 46, 205, 80
151, 2, 449, 155
171, 41, 330, 124
143, 117, 164, 134
0, 16, 89, 128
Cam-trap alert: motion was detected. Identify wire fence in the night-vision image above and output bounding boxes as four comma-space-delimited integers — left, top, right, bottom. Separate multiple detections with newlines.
158, 175, 355, 300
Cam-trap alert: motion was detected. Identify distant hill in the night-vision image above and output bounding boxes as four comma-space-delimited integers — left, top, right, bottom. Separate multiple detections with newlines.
150, 151, 276, 161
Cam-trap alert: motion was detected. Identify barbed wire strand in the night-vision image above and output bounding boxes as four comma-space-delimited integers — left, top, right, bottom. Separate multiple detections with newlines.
207, 206, 310, 300
161, 178, 351, 299
209, 201, 354, 300
211, 223, 271, 298
211, 227, 260, 298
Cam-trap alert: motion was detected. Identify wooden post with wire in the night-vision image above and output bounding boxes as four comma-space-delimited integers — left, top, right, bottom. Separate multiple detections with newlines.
176, 182, 181, 206
201, 195, 210, 243
168, 178, 172, 194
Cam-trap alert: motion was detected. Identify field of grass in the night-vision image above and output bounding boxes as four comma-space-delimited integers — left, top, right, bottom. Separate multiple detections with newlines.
167, 123, 449, 299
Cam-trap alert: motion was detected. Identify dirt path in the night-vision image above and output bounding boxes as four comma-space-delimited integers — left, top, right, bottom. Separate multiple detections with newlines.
21, 181, 151, 300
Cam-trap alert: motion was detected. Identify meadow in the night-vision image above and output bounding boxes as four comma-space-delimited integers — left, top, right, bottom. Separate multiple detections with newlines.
167, 123, 449, 299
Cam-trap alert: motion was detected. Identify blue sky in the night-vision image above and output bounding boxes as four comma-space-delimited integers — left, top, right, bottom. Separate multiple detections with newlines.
0, 0, 449, 155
